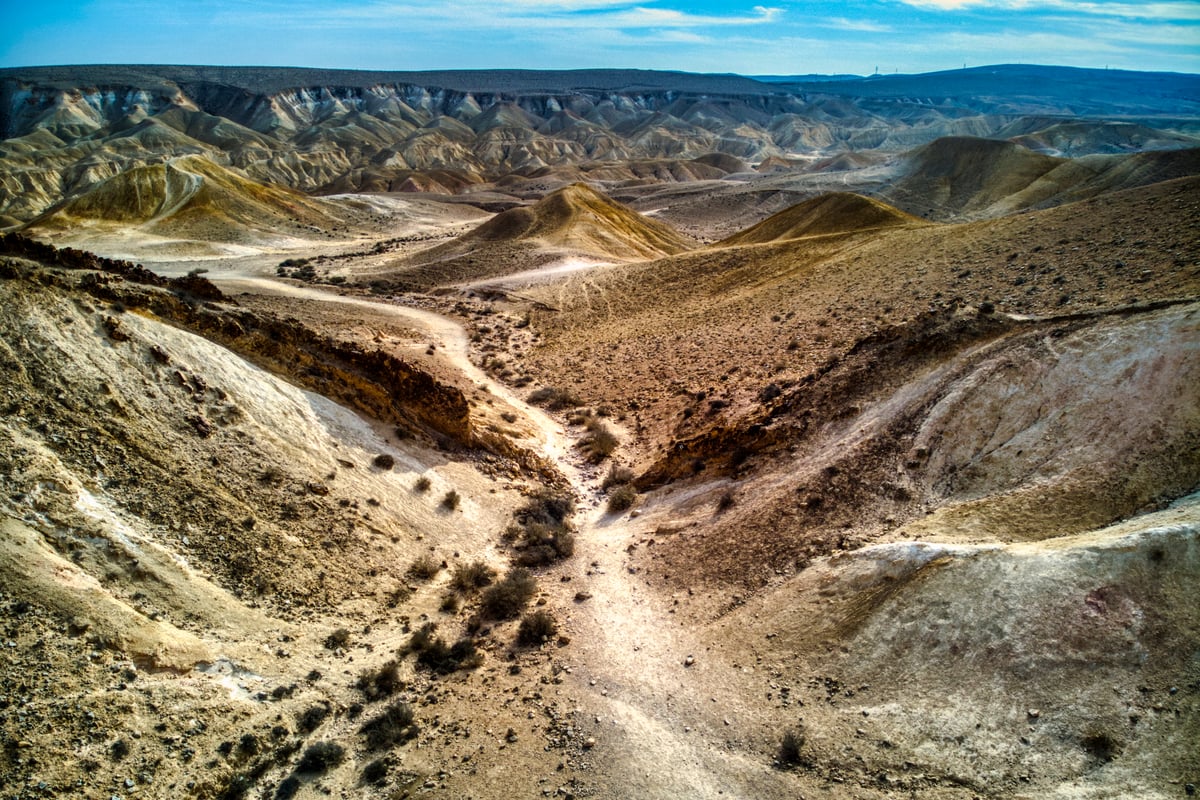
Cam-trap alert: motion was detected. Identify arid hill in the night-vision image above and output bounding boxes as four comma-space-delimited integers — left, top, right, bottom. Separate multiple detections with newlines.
718, 192, 927, 245
2, 64, 1197, 227
1, 62, 1198, 800
367, 182, 691, 290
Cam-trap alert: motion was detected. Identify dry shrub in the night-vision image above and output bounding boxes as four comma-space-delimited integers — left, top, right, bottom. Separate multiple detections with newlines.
480, 568, 537, 619
451, 561, 496, 593
517, 610, 558, 646
607, 484, 637, 513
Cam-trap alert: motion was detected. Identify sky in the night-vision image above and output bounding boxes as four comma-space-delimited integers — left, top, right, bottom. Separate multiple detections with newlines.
2, 0, 1198, 76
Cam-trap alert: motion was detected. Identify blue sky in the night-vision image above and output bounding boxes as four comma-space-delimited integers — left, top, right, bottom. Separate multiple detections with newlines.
2, 0, 1198, 75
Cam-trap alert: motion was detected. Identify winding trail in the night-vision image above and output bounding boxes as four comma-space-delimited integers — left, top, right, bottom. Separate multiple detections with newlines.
215, 276, 776, 798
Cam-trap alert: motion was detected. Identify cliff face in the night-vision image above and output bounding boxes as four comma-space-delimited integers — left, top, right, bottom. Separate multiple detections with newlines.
0, 233, 473, 447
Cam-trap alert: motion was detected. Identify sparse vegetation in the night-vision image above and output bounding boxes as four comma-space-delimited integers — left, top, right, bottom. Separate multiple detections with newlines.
777, 726, 806, 768
296, 740, 345, 773
528, 386, 584, 410
275, 776, 301, 800
480, 568, 537, 619
517, 610, 558, 645
373, 453, 395, 469
581, 416, 618, 461
415, 636, 483, 674
451, 560, 496, 593
297, 703, 330, 733
407, 554, 441, 581
323, 627, 350, 650
602, 463, 634, 489
359, 701, 418, 750
508, 489, 576, 565
607, 484, 637, 513
404, 622, 438, 654
414, 475, 432, 492
362, 758, 390, 784
356, 659, 403, 702
442, 489, 461, 510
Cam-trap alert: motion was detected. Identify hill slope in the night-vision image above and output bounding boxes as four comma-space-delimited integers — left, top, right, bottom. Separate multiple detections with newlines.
373, 182, 691, 290
719, 192, 927, 245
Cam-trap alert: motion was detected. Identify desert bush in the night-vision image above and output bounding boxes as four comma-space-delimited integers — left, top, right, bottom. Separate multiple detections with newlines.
607, 484, 637, 513
527, 386, 583, 410
415, 636, 482, 674
402, 622, 438, 655
759, 383, 782, 403
373, 453, 395, 469
362, 758, 390, 784
356, 659, 403, 702
601, 463, 634, 489
717, 490, 736, 512
439, 593, 459, 613
324, 627, 350, 650
518, 489, 574, 527
510, 489, 576, 565
359, 701, 418, 750
407, 554, 441, 581
582, 422, 618, 461
275, 776, 301, 800
480, 568, 537, 619
514, 522, 575, 567
297, 740, 345, 773
451, 560, 496, 593
517, 610, 558, 646
777, 727, 806, 768
297, 703, 330, 733
442, 489, 461, 510
414, 475, 431, 492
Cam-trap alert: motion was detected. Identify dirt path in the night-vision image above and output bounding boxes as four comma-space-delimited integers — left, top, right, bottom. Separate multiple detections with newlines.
215, 277, 775, 797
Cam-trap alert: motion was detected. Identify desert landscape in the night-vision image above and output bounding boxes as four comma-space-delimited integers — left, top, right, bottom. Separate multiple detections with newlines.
1, 63, 1198, 800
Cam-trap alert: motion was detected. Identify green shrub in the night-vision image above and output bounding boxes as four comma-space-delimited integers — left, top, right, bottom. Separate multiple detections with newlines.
480, 568, 537, 620
517, 610, 558, 646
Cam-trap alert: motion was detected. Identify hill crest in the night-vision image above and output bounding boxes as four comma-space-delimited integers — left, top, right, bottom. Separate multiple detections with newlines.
719, 192, 927, 246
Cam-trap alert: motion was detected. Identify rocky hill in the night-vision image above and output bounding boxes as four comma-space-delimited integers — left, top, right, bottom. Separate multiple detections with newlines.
2, 64, 1197, 227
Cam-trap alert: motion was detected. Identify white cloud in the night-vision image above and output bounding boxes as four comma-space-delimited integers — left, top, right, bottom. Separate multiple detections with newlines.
824, 17, 894, 32
892, 0, 1200, 19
